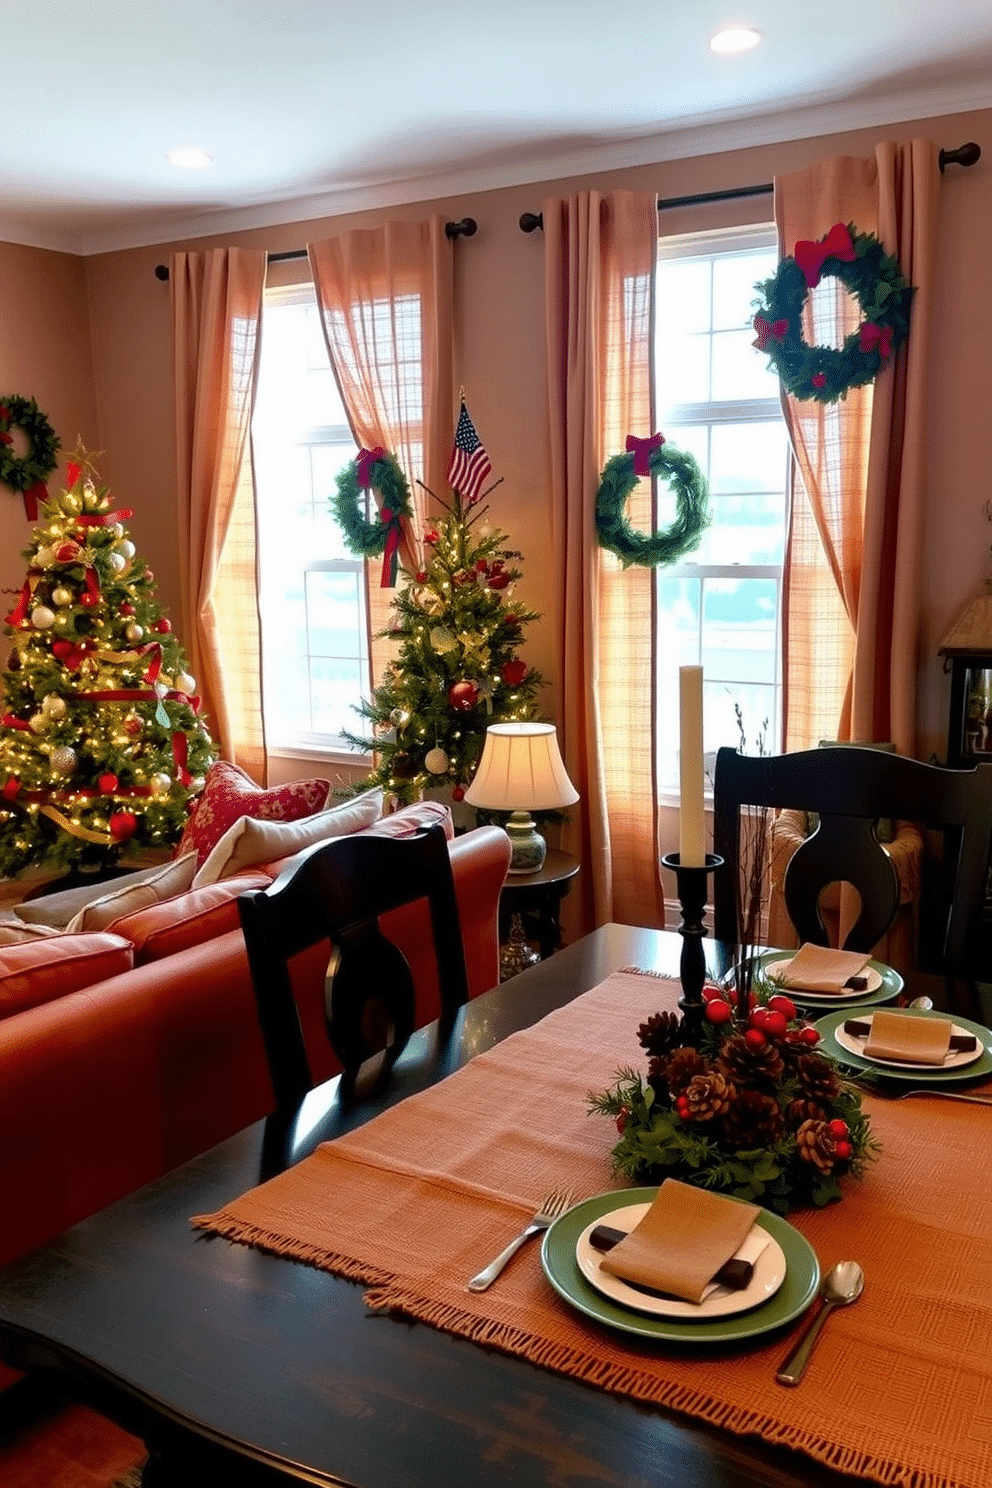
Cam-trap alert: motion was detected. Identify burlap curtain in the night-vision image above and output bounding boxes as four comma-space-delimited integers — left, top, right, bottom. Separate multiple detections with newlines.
778, 141, 939, 756
307, 219, 454, 687
171, 247, 267, 776
544, 190, 663, 932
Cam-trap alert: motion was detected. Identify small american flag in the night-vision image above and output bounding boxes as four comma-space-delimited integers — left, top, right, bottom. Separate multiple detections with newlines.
447, 401, 492, 504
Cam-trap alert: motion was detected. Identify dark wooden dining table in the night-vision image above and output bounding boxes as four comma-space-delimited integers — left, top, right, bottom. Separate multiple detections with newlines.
1, 922, 989, 1488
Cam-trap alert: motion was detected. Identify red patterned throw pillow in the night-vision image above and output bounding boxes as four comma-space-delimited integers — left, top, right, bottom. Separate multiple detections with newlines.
177, 761, 330, 867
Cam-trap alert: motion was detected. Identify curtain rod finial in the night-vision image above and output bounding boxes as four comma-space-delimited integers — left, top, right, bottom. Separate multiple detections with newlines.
939, 142, 981, 173
154, 264, 169, 281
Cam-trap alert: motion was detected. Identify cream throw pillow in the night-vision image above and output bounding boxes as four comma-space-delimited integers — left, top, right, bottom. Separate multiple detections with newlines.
192, 788, 384, 887
62, 853, 199, 935
16, 855, 191, 930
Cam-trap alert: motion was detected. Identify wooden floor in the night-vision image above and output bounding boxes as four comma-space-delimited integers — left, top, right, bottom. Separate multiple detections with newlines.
0, 1377, 144, 1488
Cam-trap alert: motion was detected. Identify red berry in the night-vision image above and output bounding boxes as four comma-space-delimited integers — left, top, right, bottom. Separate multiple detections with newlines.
615, 1107, 629, 1135
705, 998, 733, 1025
702, 984, 724, 1002
768, 994, 797, 1021
828, 1118, 848, 1137
834, 1139, 853, 1160
799, 1026, 821, 1046
98, 773, 119, 794
744, 1028, 767, 1051
761, 1010, 788, 1040
120, 602, 135, 615
676, 1096, 690, 1117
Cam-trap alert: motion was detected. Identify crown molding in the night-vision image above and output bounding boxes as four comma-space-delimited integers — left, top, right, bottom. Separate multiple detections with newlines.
2, 79, 989, 259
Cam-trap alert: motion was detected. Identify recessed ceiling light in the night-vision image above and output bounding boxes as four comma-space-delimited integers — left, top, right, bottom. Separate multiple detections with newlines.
166, 148, 213, 170
710, 26, 762, 53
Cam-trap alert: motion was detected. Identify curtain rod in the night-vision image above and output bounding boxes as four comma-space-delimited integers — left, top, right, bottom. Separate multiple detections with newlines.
517, 141, 982, 232
153, 216, 478, 280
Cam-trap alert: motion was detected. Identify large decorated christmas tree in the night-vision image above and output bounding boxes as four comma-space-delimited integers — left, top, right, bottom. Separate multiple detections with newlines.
338, 412, 545, 805
0, 451, 215, 876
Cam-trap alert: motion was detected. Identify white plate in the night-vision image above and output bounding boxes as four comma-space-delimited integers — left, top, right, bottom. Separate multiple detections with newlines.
763, 957, 882, 1000
833, 1012, 986, 1071
575, 1202, 787, 1320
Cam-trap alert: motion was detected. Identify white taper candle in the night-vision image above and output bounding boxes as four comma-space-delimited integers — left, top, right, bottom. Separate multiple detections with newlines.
678, 665, 705, 868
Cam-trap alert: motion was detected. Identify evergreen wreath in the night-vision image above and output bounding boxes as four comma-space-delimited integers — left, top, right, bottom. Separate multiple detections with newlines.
333, 448, 414, 559
0, 395, 61, 496
752, 222, 915, 405
595, 439, 709, 568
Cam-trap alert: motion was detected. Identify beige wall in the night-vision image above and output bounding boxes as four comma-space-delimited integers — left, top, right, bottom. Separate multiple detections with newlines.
4, 104, 991, 821
0, 243, 99, 611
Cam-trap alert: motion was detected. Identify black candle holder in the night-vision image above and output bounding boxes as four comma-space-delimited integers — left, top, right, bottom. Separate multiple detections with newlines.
661, 851, 723, 1047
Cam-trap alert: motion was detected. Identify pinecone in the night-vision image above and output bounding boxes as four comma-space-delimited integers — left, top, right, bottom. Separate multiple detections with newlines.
795, 1118, 838, 1174
681, 1070, 735, 1122
785, 1097, 827, 1130
662, 1046, 709, 1098
796, 1052, 841, 1105
721, 1089, 784, 1149
637, 1010, 684, 1057
717, 1032, 785, 1087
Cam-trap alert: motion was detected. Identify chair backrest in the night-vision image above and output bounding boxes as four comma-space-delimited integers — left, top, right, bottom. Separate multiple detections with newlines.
238, 823, 470, 1113
711, 745, 992, 973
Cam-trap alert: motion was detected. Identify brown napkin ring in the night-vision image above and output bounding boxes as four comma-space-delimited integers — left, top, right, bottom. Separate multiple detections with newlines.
588, 1224, 753, 1291
843, 1018, 976, 1051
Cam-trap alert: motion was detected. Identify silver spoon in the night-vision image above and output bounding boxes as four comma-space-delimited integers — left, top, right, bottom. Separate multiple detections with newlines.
775, 1260, 864, 1386
909, 996, 934, 1010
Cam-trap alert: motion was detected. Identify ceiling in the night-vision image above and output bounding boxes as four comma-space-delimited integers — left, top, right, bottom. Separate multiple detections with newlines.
4, 0, 991, 256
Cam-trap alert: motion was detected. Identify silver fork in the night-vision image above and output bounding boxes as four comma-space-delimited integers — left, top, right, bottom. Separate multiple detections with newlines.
468, 1187, 574, 1291
889, 1088, 992, 1107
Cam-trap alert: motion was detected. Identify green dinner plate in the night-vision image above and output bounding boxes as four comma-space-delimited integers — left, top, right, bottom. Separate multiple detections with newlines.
541, 1187, 820, 1345
750, 950, 904, 1011
815, 1006, 992, 1084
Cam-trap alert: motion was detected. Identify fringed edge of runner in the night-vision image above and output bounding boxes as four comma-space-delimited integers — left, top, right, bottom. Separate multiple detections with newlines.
189, 1211, 394, 1289
619, 964, 679, 982
363, 1279, 961, 1488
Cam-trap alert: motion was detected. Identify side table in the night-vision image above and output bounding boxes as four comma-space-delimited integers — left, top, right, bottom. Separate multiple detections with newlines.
498, 848, 580, 980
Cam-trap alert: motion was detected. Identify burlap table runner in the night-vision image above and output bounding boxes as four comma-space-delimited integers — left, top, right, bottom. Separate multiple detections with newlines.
193, 969, 992, 1488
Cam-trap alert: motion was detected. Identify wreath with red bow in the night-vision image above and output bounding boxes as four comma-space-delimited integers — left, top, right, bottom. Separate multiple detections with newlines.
0, 395, 61, 518
752, 223, 915, 404
595, 434, 709, 568
333, 448, 415, 587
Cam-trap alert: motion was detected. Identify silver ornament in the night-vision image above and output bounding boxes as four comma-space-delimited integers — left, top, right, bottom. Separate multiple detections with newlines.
389, 707, 410, 728
176, 672, 196, 695
42, 694, 67, 719
118, 539, 136, 561
126, 622, 144, 642
108, 551, 127, 573
424, 746, 449, 775
151, 772, 172, 797
35, 545, 55, 568
31, 605, 55, 630
50, 745, 77, 775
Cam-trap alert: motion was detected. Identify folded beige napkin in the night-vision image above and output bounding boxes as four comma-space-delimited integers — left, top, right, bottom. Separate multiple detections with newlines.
864, 1009, 953, 1065
598, 1178, 760, 1304
778, 942, 871, 994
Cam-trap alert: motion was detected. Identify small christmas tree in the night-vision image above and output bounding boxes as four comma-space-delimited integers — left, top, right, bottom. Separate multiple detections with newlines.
339, 467, 545, 806
0, 450, 216, 877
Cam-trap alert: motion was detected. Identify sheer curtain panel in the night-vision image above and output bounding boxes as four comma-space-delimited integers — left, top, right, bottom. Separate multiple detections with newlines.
171, 248, 266, 776
544, 191, 663, 932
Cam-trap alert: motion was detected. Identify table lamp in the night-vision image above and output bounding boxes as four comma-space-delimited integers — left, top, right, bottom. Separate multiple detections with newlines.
464, 722, 578, 874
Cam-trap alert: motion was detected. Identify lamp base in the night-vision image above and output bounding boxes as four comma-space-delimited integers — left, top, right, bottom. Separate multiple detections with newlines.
505, 811, 547, 874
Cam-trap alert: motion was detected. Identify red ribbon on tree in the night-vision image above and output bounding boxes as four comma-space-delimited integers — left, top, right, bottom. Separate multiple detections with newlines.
859, 321, 894, 359
84, 567, 101, 605
21, 481, 48, 520
355, 446, 385, 490
752, 314, 789, 351
5, 580, 32, 627
625, 432, 665, 477
793, 222, 856, 289
52, 637, 96, 671
379, 506, 401, 588
66, 461, 81, 486
76, 507, 134, 527
1, 714, 30, 731
172, 732, 193, 786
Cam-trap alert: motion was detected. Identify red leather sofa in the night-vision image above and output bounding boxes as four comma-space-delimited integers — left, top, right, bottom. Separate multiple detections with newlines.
0, 811, 511, 1390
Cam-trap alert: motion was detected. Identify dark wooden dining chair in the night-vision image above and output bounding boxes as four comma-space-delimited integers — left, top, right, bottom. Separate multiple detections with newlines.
711, 745, 992, 974
238, 823, 470, 1115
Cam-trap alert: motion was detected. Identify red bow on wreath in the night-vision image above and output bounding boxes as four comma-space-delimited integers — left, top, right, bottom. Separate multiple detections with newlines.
355, 447, 385, 490
793, 222, 856, 289
859, 321, 894, 359
625, 432, 665, 477
379, 507, 402, 588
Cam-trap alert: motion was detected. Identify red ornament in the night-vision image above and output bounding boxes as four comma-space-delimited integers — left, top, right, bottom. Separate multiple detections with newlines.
452, 785, 465, 801
798, 1026, 821, 1046
828, 1118, 849, 1137
124, 715, 143, 737
615, 1106, 630, 1135
448, 680, 478, 712
415, 570, 427, 583
153, 618, 172, 634
767, 993, 797, 1021
120, 602, 135, 616
704, 998, 732, 1025
109, 810, 138, 841
487, 572, 510, 591
2, 776, 20, 801
501, 658, 527, 687
56, 542, 82, 563
475, 559, 489, 573
79, 592, 99, 607
834, 1139, 853, 1161
424, 530, 439, 546
98, 773, 119, 794
503, 613, 518, 626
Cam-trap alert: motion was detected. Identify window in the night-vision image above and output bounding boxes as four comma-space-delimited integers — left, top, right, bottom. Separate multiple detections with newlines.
251, 284, 369, 755
654, 227, 790, 791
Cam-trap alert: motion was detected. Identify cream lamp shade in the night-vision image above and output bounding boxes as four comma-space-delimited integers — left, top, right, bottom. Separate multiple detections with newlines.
464, 722, 578, 873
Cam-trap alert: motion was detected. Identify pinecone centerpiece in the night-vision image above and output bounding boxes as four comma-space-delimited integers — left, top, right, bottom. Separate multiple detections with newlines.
590, 983, 878, 1212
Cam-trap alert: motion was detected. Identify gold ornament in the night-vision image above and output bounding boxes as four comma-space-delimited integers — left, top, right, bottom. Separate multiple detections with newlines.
429, 626, 457, 653
35, 545, 56, 568
28, 712, 49, 734
51, 585, 73, 607
151, 772, 172, 797
42, 694, 67, 720
49, 745, 77, 776
126, 622, 144, 642
424, 746, 450, 774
